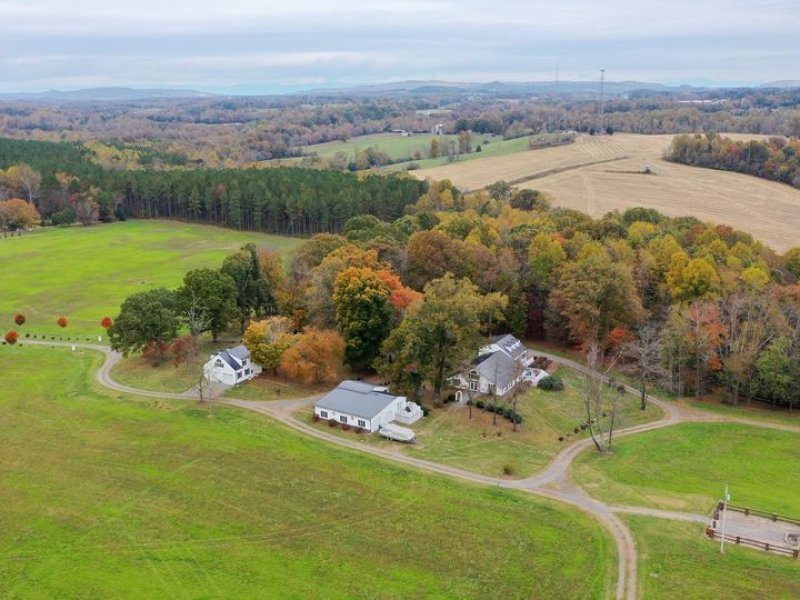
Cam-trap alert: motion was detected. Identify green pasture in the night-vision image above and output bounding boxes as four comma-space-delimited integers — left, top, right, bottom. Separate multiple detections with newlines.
0, 220, 301, 337
573, 422, 800, 515
0, 345, 615, 599
624, 516, 800, 599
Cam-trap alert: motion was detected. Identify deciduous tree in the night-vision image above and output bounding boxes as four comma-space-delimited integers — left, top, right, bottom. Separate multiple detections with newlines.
108, 288, 180, 356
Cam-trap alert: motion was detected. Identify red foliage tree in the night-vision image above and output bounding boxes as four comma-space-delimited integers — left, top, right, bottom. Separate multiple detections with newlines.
57, 316, 68, 328
170, 334, 199, 367
100, 316, 113, 329
14, 313, 26, 326
4, 331, 19, 344
142, 341, 171, 365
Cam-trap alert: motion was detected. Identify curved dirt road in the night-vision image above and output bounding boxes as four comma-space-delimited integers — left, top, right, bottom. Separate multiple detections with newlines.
28, 341, 800, 599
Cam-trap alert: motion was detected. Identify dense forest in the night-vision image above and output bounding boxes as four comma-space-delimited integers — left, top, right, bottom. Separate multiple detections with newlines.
669, 133, 800, 189
2, 87, 800, 167
0, 137, 425, 234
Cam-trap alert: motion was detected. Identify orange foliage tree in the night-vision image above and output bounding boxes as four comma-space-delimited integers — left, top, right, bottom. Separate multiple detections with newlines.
279, 328, 345, 384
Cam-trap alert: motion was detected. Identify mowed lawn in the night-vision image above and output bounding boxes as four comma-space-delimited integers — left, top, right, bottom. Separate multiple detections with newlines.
573, 422, 800, 515
300, 368, 662, 479
0, 220, 301, 337
624, 516, 800, 599
0, 345, 616, 599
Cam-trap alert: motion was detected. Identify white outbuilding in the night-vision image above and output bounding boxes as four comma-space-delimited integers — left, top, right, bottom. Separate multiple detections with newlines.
204, 345, 261, 386
314, 380, 422, 437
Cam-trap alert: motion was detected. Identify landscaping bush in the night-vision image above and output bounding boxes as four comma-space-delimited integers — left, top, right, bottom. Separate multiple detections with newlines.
502, 464, 516, 476
327, 419, 337, 428
421, 406, 430, 417
486, 404, 496, 413
538, 375, 564, 391
341, 423, 351, 431
312, 414, 320, 422
445, 393, 456, 403
475, 400, 486, 409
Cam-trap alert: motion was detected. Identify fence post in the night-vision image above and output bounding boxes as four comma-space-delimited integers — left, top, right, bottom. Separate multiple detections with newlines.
744, 507, 750, 516
765, 543, 770, 551
793, 549, 798, 559
735, 536, 740, 545
772, 514, 777, 522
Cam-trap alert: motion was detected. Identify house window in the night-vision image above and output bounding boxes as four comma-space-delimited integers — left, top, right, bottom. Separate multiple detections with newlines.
488, 384, 496, 395
237, 372, 242, 380
320, 410, 328, 418
244, 368, 250, 375
469, 370, 480, 381
339, 415, 348, 423
469, 381, 479, 391
214, 359, 224, 368
242, 359, 248, 366
357, 419, 366, 428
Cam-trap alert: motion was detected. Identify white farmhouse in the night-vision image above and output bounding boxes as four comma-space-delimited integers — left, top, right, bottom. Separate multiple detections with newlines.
204, 345, 261, 386
449, 334, 548, 398
314, 380, 422, 441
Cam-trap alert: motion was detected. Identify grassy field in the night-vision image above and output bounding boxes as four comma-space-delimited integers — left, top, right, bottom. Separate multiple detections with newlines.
0, 220, 301, 337
0, 345, 615, 599
300, 367, 662, 478
414, 133, 800, 252
301, 132, 539, 170
624, 516, 800, 599
573, 422, 800, 515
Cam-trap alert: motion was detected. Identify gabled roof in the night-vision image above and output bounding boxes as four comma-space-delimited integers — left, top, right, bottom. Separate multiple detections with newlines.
491, 334, 527, 361
316, 380, 402, 420
213, 344, 250, 371
471, 351, 520, 389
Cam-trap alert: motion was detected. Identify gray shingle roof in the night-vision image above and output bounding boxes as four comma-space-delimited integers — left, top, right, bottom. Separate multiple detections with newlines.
492, 334, 527, 361
473, 351, 520, 389
316, 380, 400, 420
216, 345, 250, 371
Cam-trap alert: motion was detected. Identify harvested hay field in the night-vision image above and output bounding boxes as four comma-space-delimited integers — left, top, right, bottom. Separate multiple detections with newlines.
414, 133, 800, 252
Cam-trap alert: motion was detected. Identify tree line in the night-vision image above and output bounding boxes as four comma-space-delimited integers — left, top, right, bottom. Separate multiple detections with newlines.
0, 137, 426, 234
669, 133, 800, 189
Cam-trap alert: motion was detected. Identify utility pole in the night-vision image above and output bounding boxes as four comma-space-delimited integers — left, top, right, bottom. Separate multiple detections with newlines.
599, 69, 606, 134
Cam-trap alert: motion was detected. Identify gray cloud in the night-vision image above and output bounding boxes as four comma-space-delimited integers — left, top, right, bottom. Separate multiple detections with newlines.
0, 0, 798, 92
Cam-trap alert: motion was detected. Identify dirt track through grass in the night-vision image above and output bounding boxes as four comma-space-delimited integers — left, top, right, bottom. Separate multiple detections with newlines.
414, 133, 800, 252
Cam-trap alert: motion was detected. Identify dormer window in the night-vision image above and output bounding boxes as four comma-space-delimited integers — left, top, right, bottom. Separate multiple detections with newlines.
214, 359, 224, 368
469, 370, 480, 381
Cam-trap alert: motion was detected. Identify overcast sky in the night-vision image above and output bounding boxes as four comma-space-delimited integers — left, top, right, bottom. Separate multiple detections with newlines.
1, 0, 798, 93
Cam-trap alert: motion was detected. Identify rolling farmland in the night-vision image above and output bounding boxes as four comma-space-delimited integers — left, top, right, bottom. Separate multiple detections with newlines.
414, 133, 800, 252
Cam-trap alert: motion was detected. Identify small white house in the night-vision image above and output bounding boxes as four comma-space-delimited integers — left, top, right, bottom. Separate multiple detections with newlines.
204, 345, 261, 386
314, 380, 422, 436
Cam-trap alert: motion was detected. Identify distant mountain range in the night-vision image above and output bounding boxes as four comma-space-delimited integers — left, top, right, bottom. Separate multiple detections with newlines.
300, 79, 680, 97
0, 87, 215, 102
759, 80, 800, 89
0, 79, 797, 103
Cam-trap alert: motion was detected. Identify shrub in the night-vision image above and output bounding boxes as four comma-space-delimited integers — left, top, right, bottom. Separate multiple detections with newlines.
56, 316, 68, 328
538, 375, 564, 391
341, 423, 351, 431
558, 436, 565, 442
502, 464, 516, 476
101, 316, 113, 329
24, 333, 29, 338
4, 331, 19, 345
312, 414, 320, 422
327, 419, 337, 428
486, 404, 496, 413
14, 313, 25, 326
421, 406, 430, 417
475, 400, 486, 409
354, 427, 364, 434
